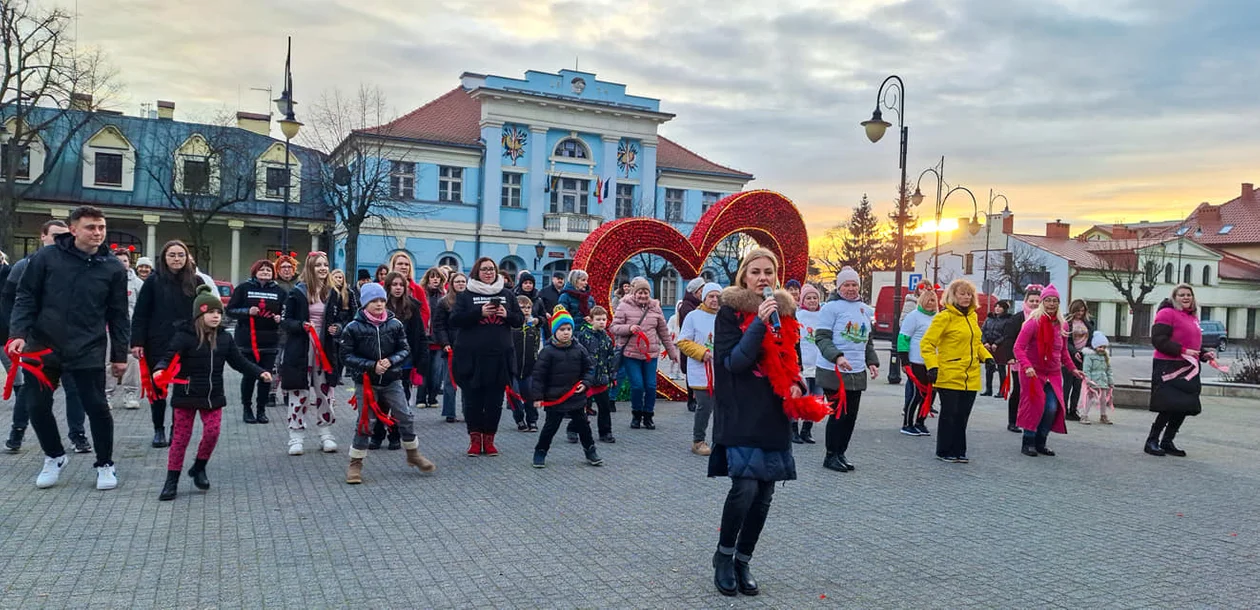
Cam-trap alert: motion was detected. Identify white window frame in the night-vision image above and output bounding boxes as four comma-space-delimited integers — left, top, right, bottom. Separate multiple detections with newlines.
501, 171, 523, 208
390, 161, 415, 200
264, 165, 289, 199
2, 119, 46, 184
550, 177, 590, 214
551, 137, 592, 163
659, 268, 679, 301
615, 183, 635, 218
439, 166, 463, 202
81, 125, 136, 192
1, 142, 31, 180
701, 191, 720, 214
665, 188, 685, 222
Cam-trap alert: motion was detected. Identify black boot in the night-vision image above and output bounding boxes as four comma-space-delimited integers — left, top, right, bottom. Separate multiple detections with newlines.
1066, 408, 1081, 422
4, 427, 23, 452
734, 558, 759, 596
1144, 437, 1166, 456
1036, 445, 1056, 457
243, 405, 256, 424
791, 422, 803, 444
836, 454, 855, 471
187, 458, 210, 490
158, 470, 179, 501
152, 428, 169, 448
712, 551, 737, 596
799, 422, 815, 444
643, 413, 656, 430
255, 408, 269, 424
1160, 440, 1187, 457
1021, 438, 1038, 457
823, 452, 847, 472
630, 411, 642, 429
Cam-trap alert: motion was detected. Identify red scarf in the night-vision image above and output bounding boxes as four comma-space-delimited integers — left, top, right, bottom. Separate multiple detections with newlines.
735, 312, 831, 422
1034, 316, 1059, 368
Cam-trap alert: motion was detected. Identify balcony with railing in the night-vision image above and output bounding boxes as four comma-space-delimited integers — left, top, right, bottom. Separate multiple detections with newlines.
543, 213, 603, 242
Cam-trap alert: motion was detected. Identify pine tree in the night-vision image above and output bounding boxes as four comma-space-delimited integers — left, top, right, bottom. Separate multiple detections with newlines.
840, 194, 881, 300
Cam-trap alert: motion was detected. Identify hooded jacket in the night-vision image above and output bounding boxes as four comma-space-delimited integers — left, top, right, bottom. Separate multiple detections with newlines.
156, 324, 265, 410
576, 322, 617, 387
226, 277, 287, 353
9, 232, 130, 370
919, 303, 992, 392
557, 282, 596, 328
340, 309, 411, 386
529, 338, 595, 412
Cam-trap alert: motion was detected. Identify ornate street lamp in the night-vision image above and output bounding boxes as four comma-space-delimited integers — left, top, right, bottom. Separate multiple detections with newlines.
861, 75, 908, 384
533, 240, 546, 269
912, 158, 980, 285
274, 36, 302, 255
982, 190, 1009, 296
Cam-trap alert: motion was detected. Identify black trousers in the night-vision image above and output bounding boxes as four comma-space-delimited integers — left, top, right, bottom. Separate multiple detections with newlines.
240, 350, 277, 409
537, 408, 593, 453
462, 385, 505, 434
1149, 412, 1188, 442
718, 477, 776, 558
1007, 373, 1021, 427
825, 390, 862, 454
935, 388, 976, 458
26, 366, 114, 467
568, 390, 612, 436
985, 361, 1006, 395
1063, 370, 1083, 413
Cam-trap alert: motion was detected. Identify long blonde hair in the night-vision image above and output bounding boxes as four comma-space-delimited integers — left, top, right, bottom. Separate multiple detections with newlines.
329, 269, 350, 307
734, 247, 779, 290
1027, 293, 1065, 325
301, 252, 330, 304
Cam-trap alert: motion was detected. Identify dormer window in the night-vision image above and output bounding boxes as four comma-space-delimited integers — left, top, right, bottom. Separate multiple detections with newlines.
81, 125, 136, 191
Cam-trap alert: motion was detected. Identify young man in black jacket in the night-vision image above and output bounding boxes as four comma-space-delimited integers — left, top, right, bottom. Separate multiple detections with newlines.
341, 283, 435, 484
8, 207, 129, 490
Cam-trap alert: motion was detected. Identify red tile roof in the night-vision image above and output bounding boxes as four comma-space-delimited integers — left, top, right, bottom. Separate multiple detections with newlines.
356, 87, 752, 178
1155, 190, 1260, 245
1014, 233, 1260, 280
1216, 249, 1260, 280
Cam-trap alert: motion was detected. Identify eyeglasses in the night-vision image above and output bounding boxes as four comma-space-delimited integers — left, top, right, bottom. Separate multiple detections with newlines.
479, 267, 496, 272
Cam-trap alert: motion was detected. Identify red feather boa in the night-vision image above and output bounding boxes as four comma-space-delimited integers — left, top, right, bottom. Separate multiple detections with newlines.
737, 313, 833, 422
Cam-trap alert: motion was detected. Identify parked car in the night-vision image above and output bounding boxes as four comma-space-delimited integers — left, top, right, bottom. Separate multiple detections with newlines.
871, 285, 996, 339
1201, 320, 1227, 350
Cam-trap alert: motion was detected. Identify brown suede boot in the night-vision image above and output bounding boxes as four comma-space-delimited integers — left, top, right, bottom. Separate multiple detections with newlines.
346, 452, 365, 484
404, 440, 436, 473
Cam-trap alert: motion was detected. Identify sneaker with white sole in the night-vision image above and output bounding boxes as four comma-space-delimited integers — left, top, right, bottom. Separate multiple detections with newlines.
124, 399, 140, 410
36, 455, 68, 488
288, 430, 305, 456
96, 464, 118, 490
319, 431, 338, 453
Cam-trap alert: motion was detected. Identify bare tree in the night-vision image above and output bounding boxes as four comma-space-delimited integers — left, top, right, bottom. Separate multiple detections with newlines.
301, 85, 435, 273
0, 0, 120, 252
706, 233, 754, 284
1094, 239, 1168, 314
810, 225, 847, 280
996, 243, 1050, 301
138, 113, 257, 262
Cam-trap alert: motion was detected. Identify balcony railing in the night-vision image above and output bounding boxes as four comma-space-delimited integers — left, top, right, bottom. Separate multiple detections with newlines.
543, 213, 603, 242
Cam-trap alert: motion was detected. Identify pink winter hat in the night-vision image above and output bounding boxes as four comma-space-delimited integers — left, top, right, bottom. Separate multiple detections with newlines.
800, 283, 820, 303
1041, 284, 1061, 300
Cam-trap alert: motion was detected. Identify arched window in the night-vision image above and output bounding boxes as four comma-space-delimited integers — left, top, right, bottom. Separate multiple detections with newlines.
437, 254, 461, 272
498, 257, 521, 278
1184, 264, 1193, 285
543, 259, 571, 276
1164, 263, 1173, 284
553, 138, 590, 160
658, 268, 679, 302
1202, 265, 1211, 286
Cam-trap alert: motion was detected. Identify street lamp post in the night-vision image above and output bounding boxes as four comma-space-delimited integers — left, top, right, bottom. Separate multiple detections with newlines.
861, 75, 907, 384
533, 240, 546, 270
274, 36, 302, 255
911, 161, 982, 285
982, 189, 1009, 296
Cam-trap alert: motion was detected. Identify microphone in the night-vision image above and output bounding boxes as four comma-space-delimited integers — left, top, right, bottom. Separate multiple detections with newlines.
762, 286, 781, 331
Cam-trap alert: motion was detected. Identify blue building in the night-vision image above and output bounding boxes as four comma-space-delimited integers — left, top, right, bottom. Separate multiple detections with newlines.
2, 97, 328, 281
335, 68, 754, 306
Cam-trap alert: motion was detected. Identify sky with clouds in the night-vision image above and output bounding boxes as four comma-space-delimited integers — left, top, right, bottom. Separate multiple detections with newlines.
67, 0, 1260, 239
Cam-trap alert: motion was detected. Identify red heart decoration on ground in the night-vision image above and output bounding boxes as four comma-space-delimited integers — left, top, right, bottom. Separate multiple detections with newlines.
574, 190, 809, 308
573, 190, 810, 400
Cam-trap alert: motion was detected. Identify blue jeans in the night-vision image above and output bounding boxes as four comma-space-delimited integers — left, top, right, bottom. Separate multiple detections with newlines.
622, 357, 658, 414
439, 354, 458, 418
426, 350, 445, 404
1022, 383, 1058, 447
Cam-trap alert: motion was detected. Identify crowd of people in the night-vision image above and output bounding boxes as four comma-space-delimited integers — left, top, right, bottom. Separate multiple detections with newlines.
0, 206, 1218, 598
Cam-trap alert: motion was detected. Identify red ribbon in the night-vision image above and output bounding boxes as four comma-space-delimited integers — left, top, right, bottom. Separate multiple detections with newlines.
828, 362, 849, 417
2, 342, 54, 400
446, 350, 457, 388
631, 330, 650, 357
139, 357, 157, 400
540, 381, 585, 408
586, 384, 610, 397
1001, 364, 1013, 399
249, 299, 265, 361
351, 373, 395, 436
705, 359, 714, 395
504, 383, 524, 411
903, 365, 934, 420
151, 354, 189, 399
305, 324, 333, 374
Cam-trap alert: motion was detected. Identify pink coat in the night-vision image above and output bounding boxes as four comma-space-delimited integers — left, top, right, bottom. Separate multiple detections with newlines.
610, 297, 675, 361
1014, 316, 1078, 434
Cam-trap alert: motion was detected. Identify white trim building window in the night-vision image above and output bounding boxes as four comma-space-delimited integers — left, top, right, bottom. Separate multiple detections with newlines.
701, 191, 720, 214
81, 125, 136, 191
439, 166, 463, 202
390, 161, 415, 200
264, 166, 288, 198
659, 268, 679, 301
553, 138, 590, 160
550, 177, 590, 214
616, 183, 635, 218
501, 171, 523, 208
1, 143, 31, 180
664, 188, 685, 222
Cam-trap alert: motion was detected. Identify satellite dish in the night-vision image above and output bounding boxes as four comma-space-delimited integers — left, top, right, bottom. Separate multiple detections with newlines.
333, 166, 351, 186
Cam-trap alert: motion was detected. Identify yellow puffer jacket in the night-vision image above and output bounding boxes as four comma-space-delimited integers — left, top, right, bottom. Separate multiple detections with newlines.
920, 303, 993, 391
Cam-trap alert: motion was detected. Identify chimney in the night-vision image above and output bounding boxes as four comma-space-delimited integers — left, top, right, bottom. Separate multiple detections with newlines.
236, 111, 271, 136
1046, 219, 1070, 239
1111, 224, 1135, 240
156, 100, 175, 120
1243, 183, 1254, 202
1198, 204, 1221, 224
69, 93, 93, 111
1002, 212, 1014, 235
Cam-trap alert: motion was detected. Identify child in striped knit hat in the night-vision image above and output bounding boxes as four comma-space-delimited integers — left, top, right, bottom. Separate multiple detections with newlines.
529, 306, 601, 468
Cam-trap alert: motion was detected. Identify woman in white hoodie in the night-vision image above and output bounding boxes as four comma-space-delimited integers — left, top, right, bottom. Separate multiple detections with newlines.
677, 282, 723, 456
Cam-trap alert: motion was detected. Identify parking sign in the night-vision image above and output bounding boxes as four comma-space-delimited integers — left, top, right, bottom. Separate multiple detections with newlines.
908, 273, 922, 289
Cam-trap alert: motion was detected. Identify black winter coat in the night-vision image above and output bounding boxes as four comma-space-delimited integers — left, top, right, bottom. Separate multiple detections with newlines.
511, 320, 541, 379
156, 325, 265, 410
226, 278, 286, 354
981, 312, 1008, 346
0, 255, 35, 344
340, 310, 411, 387
576, 324, 617, 387
9, 233, 130, 370
279, 283, 352, 390
390, 297, 429, 374
433, 297, 458, 348
537, 284, 561, 318
529, 339, 594, 412
709, 296, 792, 454
132, 272, 206, 358
449, 286, 524, 388
996, 311, 1027, 364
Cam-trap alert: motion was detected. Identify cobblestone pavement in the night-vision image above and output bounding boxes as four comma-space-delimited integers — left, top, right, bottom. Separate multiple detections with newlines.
0, 372, 1257, 609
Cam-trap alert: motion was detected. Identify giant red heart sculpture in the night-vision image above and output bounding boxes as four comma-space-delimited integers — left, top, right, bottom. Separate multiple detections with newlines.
573, 190, 810, 401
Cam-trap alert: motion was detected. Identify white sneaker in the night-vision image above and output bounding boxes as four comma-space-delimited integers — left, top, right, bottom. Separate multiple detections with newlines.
36, 455, 68, 488
319, 431, 338, 453
96, 464, 117, 490
124, 399, 140, 410
288, 431, 304, 456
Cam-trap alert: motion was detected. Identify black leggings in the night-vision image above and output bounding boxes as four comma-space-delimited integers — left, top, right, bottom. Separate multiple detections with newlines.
718, 477, 776, 558
462, 385, 506, 434
1063, 370, 1083, 413
1150, 412, 1188, 443
240, 351, 277, 408
1007, 373, 1021, 427
825, 390, 862, 455
150, 398, 167, 432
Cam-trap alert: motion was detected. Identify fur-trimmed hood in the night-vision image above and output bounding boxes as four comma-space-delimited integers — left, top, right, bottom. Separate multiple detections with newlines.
720, 286, 797, 318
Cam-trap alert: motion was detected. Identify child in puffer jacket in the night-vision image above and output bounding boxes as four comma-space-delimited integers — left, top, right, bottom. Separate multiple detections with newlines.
510, 295, 542, 432
531, 307, 601, 469
571, 306, 618, 444
1081, 331, 1115, 425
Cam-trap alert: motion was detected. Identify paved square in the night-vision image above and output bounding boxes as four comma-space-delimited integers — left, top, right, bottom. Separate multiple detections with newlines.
1, 370, 1257, 609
